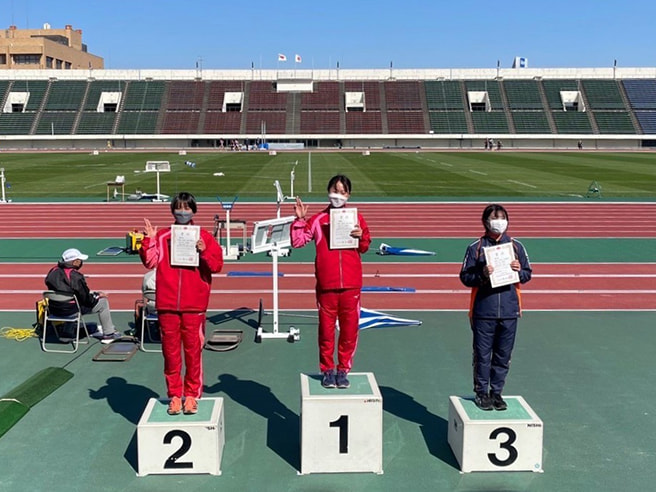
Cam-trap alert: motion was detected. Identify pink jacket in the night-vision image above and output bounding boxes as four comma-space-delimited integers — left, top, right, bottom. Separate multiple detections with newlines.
139, 224, 223, 312
291, 206, 371, 291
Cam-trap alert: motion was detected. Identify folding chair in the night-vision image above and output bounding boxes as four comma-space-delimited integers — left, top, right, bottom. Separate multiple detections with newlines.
139, 289, 161, 353
41, 291, 91, 353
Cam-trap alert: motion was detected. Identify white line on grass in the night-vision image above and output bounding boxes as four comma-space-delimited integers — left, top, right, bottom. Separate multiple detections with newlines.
470, 170, 487, 175
508, 179, 537, 188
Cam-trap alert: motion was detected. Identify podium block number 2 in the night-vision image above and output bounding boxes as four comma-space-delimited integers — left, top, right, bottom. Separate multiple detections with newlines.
329, 415, 349, 454
487, 427, 518, 467
163, 429, 194, 469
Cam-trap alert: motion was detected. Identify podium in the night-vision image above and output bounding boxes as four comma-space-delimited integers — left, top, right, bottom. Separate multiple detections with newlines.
448, 395, 543, 473
137, 397, 224, 476
300, 372, 383, 474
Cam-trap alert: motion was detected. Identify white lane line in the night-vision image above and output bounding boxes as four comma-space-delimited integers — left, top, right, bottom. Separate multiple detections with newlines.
508, 179, 537, 188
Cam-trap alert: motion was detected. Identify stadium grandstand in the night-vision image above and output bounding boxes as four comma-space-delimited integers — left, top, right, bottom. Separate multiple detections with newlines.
1, 66, 656, 150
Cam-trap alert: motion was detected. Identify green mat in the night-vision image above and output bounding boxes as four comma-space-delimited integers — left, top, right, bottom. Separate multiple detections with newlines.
0, 367, 73, 438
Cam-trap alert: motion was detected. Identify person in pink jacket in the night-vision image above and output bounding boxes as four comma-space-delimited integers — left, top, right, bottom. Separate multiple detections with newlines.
140, 192, 223, 415
291, 175, 371, 389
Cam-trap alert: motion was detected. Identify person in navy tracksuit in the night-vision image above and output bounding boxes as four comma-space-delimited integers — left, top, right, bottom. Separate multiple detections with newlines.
460, 204, 532, 411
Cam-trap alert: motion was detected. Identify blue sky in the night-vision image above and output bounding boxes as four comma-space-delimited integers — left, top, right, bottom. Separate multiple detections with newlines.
4, 0, 655, 70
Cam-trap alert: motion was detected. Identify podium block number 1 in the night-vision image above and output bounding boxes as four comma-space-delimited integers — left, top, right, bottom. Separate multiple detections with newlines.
163, 429, 194, 470
329, 415, 349, 454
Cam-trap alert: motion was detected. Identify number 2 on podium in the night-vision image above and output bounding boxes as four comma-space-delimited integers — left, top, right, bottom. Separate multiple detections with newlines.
329, 415, 349, 454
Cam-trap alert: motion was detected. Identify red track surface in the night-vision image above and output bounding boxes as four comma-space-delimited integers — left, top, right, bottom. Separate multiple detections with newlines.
3, 202, 656, 238
2, 202, 654, 311
2, 262, 655, 311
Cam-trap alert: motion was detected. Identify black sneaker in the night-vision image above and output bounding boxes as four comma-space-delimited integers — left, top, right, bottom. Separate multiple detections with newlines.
335, 371, 350, 389
491, 393, 507, 411
474, 392, 493, 411
321, 371, 336, 388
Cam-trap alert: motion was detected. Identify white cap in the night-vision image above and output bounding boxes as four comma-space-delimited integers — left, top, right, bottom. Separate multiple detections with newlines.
62, 248, 89, 262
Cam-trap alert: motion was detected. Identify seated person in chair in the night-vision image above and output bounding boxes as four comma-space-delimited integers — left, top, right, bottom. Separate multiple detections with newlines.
45, 248, 122, 344
134, 269, 157, 335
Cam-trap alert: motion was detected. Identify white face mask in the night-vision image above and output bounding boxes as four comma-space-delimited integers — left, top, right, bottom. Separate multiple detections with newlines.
328, 192, 348, 208
488, 218, 508, 234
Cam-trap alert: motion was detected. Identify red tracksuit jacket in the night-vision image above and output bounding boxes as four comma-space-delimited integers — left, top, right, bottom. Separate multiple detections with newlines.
291, 205, 371, 290
139, 224, 223, 312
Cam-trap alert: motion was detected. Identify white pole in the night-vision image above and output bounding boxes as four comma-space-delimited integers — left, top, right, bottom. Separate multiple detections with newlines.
226, 208, 231, 255
0, 168, 6, 203
156, 170, 161, 198
308, 152, 312, 193
271, 246, 279, 334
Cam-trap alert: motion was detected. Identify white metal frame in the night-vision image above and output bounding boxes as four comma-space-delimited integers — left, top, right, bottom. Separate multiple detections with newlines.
249, 215, 300, 342
41, 291, 91, 353
139, 290, 161, 353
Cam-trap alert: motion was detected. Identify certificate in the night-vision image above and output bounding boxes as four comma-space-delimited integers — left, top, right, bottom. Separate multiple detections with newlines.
170, 224, 200, 267
483, 242, 519, 288
330, 208, 359, 249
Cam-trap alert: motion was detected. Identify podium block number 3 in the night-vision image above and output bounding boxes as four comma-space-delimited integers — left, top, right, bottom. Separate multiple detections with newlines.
329, 415, 349, 454
487, 427, 518, 467
163, 429, 194, 469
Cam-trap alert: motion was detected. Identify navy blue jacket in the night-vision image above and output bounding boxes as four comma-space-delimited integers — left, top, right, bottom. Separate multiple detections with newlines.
459, 234, 532, 319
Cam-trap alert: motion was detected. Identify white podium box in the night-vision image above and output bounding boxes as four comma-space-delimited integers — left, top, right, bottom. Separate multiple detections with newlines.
448, 395, 543, 473
300, 372, 383, 474
137, 397, 224, 477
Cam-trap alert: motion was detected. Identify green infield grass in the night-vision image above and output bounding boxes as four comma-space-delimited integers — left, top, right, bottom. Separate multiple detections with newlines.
1, 151, 656, 200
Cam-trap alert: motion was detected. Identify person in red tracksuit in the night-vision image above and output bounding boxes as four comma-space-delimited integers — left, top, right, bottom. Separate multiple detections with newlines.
140, 192, 223, 415
291, 175, 371, 389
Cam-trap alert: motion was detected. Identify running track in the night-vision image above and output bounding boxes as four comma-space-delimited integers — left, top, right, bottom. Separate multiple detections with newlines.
2, 202, 655, 311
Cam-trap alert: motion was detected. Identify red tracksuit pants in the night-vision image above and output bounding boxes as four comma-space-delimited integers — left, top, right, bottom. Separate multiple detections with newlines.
317, 288, 361, 373
158, 311, 206, 399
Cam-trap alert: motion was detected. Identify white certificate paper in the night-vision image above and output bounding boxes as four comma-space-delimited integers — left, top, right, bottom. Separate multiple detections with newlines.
483, 242, 519, 288
330, 208, 359, 249
170, 224, 200, 267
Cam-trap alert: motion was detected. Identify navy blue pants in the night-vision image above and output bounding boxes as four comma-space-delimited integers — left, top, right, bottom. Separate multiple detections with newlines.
471, 317, 518, 395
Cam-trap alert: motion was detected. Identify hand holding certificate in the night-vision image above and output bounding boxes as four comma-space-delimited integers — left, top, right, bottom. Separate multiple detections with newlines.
330, 208, 359, 249
171, 224, 200, 266
483, 242, 519, 288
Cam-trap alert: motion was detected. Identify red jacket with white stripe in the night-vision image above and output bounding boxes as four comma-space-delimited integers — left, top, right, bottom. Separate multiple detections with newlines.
139, 224, 223, 312
291, 206, 371, 291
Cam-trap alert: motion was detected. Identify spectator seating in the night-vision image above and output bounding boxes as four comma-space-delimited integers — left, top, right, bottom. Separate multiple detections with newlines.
203, 111, 242, 134
622, 79, 656, 109
117, 111, 159, 134
511, 112, 552, 134
551, 111, 593, 133
44, 80, 87, 111
77, 112, 117, 134
428, 111, 468, 133
300, 111, 340, 133
425, 80, 464, 111
503, 80, 544, 110
161, 111, 200, 134
301, 82, 340, 110
345, 111, 383, 134
580, 80, 626, 110
592, 111, 637, 134
471, 111, 509, 133
122, 81, 166, 111
635, 111, 656, 134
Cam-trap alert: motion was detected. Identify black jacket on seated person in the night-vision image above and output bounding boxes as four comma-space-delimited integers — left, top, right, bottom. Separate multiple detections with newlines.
45, 262, 99, 314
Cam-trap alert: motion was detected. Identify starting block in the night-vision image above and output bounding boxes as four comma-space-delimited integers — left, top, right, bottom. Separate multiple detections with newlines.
448, 395, 543, 473
300, 372, 383, 474
137, 397, 224, 476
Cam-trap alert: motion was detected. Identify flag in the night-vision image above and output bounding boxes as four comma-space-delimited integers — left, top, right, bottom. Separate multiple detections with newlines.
377, 242, 436, 256
295, 54, 302, 63
278, 53, 287, 62
358, 308, 422, 330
